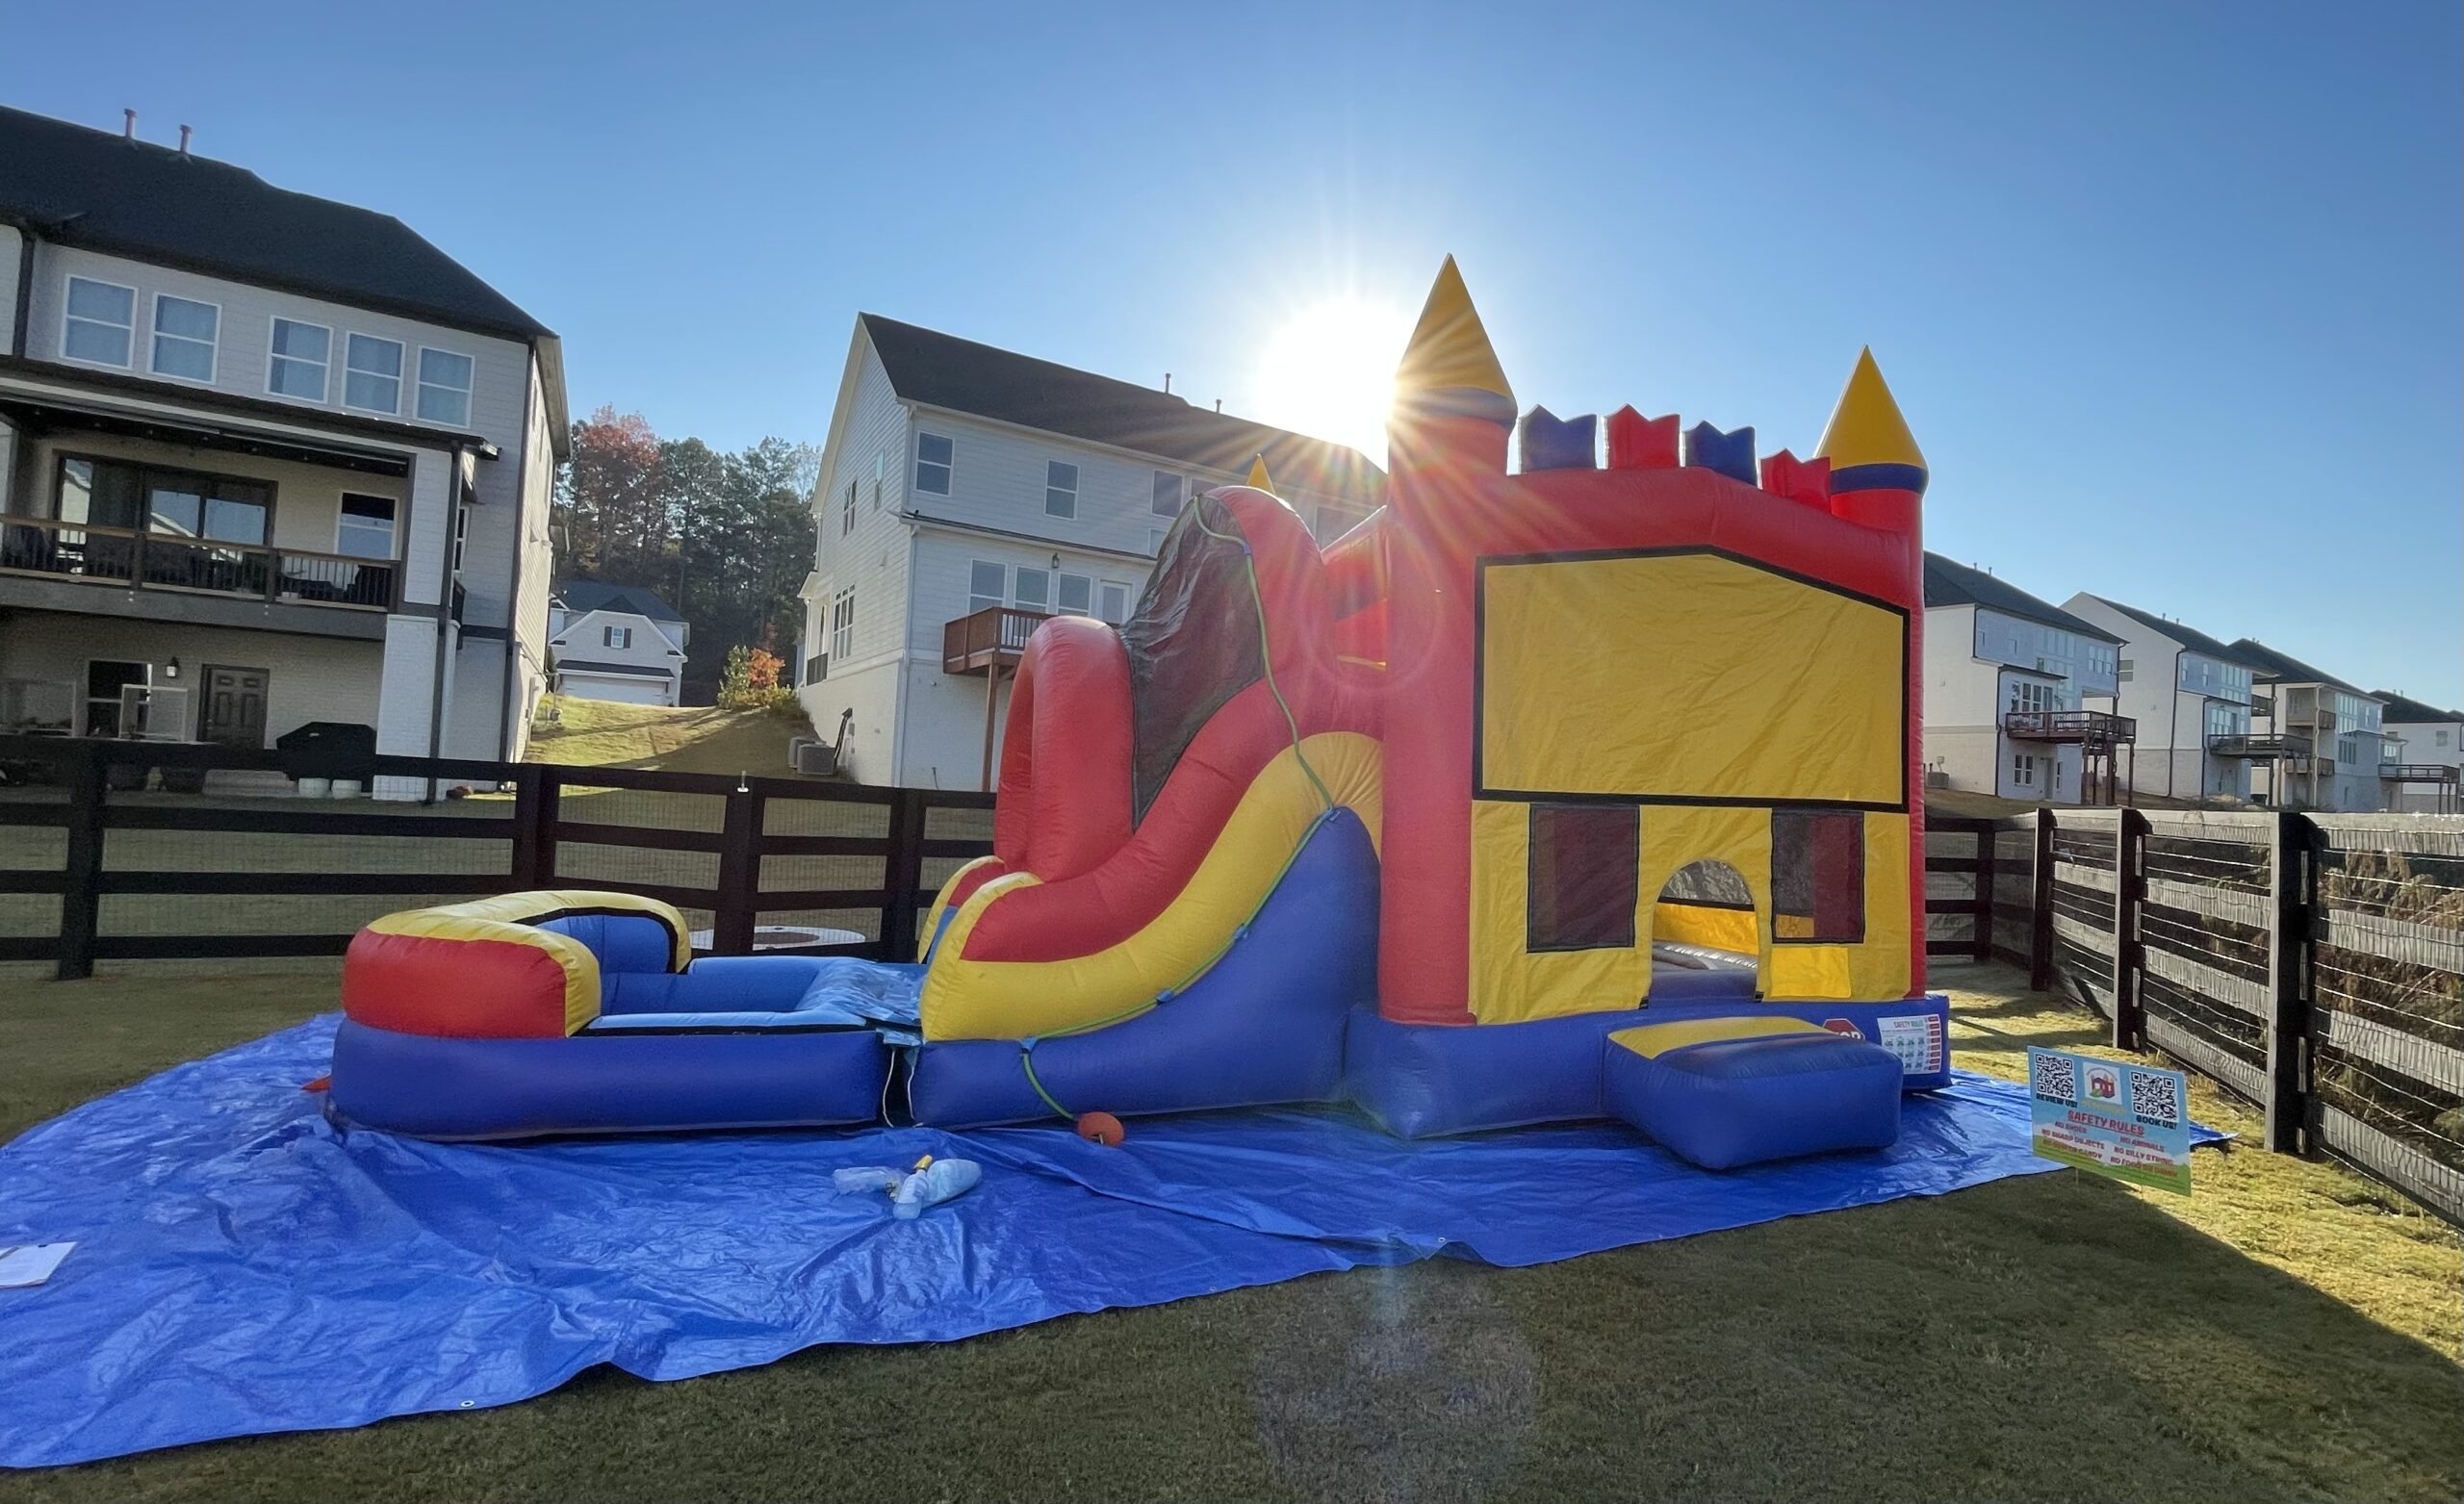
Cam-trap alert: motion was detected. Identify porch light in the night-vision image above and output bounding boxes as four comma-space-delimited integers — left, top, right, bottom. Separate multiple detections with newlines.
163, 657, 181, 681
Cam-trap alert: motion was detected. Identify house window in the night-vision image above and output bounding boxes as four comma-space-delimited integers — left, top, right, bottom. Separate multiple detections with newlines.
873, 451, 885, 510
2118, 657, 2134, 683
914, 432, 953, 495
1057, 572, 1092, 615
969, 560, 1006, 614
63, 277, 136, 366
830, 588, 857, 661
149, 295, 218, 382
1772, 809, 1864, 943
603, 625, 633, 650
1527, 803, 1639, 952
416, 348, 475, 426
453, 502, 470, 571
841, 478, 858, 536
1098, 581, 1132, 625
344, 334, 404, 413
2439, 729, 2451, 748
2010, 752, 2039, 789
1151, 470, 1184, 518
336, 493, 398, 559
268, 319, 332, 399
56, 456, 142, 528
1013, 567, 1050, 611
1045, 460, 1079, 519
84, 659, 150, 738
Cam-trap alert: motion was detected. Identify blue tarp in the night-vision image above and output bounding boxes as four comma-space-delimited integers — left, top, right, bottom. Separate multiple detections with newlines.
0, 1013, 2154, 1468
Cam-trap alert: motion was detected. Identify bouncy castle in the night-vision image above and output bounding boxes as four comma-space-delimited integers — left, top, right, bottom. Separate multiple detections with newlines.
333, 260, 1948, 1169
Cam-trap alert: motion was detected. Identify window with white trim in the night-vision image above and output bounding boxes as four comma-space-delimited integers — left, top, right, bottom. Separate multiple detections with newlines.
604, 625, 633, 650
1151, 470, 1184, 518
873, 451, 885, 509
1045, 460, 1079, 519
149, 295, 218, 381
344, 334, 404, 414
63, 277, 135, 366
1098, 581, 1132, 625
2118, 657, 2135, 683
830, 588, 857, 661
1057, 573, 1091, 616
336, 493, 398, 560
1014, 567, 1050, 611
453, 502, 470, 571
268, 318, 331, 399
914, 432, 953, 495
2012, 752, 2038, 788
416, 348, 475, 425
968, 561, 1006, 614
841, 478, 858, 536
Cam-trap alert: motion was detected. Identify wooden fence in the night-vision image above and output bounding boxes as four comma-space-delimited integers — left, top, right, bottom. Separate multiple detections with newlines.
1937, 804, 2463, 1224
0, 735, 993, 975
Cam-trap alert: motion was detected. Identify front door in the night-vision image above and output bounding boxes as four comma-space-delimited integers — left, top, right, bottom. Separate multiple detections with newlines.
200, 665, 269, 749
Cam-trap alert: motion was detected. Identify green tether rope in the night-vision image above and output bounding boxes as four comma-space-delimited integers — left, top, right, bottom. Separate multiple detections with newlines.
1018, 504, 1342, 1119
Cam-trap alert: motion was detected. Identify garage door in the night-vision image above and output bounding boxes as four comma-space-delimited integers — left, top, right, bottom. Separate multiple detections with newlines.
559, 673, 671, 705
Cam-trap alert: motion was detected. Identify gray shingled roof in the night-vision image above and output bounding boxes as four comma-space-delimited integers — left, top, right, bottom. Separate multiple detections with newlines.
1923, 554, 2118, 642
2079, 596, 2257, 668
2229, 638, 2367, 696
0, 106, 552, 342
860, 315, 1384, 502
2374, 690, 2464, 724
554, 579, 684, 624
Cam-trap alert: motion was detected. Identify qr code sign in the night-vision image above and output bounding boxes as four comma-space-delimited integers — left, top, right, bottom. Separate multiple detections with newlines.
2130, 1068, 2182, 1128
2032, 1052, 2078, 1106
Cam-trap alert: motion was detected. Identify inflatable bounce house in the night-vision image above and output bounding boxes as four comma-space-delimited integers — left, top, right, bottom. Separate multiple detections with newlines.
333, 259, 1947, 1170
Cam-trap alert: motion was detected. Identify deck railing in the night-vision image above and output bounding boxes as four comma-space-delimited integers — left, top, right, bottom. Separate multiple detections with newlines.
940, 605, 1052, 674
0, 514, 396, 611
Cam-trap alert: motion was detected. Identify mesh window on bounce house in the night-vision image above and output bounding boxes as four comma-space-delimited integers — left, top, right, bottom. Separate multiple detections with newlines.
3, 261, 2166, 1468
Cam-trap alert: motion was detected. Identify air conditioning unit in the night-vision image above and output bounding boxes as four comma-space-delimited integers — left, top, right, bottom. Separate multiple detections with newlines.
793, 740, 839, 777
1924, 768, 1951, 791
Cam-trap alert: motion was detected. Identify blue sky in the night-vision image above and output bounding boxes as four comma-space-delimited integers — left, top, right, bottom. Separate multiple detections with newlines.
6, 1, 2458, 702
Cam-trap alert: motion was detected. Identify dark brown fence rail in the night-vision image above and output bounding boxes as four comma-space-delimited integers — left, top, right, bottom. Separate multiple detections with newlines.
0, 735, 992, 975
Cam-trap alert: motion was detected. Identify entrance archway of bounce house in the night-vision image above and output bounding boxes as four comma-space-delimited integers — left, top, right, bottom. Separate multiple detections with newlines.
1650, 858, 1764, 1002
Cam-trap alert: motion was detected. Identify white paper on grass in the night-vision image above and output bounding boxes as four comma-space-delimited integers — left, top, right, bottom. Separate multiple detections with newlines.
0, 1243, 73, 1288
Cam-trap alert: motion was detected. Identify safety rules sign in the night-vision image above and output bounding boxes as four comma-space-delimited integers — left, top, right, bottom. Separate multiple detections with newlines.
2026, 1046, 2192, 1194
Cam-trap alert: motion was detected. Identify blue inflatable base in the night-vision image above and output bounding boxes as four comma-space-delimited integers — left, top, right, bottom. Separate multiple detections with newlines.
1604, 1032, 1906, 1170
1347, 995, 1954, 1137
0, 1012, 2216, 1468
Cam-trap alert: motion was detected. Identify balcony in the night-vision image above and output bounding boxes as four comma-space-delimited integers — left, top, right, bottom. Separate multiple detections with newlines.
1, 515, 396, 609
2209, 732, 2313, 759
941, 605, 1051, 676
2004, 709, 2136, 746
2381, 762, 2461, 786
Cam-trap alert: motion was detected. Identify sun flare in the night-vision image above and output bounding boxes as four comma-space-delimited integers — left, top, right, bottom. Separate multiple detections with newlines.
1254, 299, 1415, 463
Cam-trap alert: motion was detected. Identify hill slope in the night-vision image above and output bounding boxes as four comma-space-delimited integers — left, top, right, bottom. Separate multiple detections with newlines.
524, 696, 814, 777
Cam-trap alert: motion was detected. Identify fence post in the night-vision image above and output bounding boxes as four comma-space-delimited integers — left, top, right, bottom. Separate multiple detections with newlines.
881, 790, 927, 963
2112, 805, 2147, 1051
2029, 807, 2055, 991
55, 740, 108, 981
2263, 810, 2317, 1154
508, 764, 555, 889
713, 782, 764, 956
1972, 822, 1996, 963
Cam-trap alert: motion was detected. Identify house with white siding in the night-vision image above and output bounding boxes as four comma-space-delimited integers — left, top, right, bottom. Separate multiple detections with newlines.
2061, 595, 2259, 803
0, 106, 564, 778
2373, 690, 2464, 813
548, 581, 687, 705
1920, 554, 2125, 803
2229, 638, 2390, 813
795, 315, 1382, 789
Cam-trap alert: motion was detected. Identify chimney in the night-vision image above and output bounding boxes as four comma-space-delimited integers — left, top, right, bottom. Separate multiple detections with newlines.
123, 109, 137, 140
1163, 372, 1172, 395
177, 124, 192, 157
1215, 399, 1222, 413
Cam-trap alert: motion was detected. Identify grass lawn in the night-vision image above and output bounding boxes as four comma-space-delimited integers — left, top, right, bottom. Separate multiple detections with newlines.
0, 959, 2456, 1502
523, 694, 813, 778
